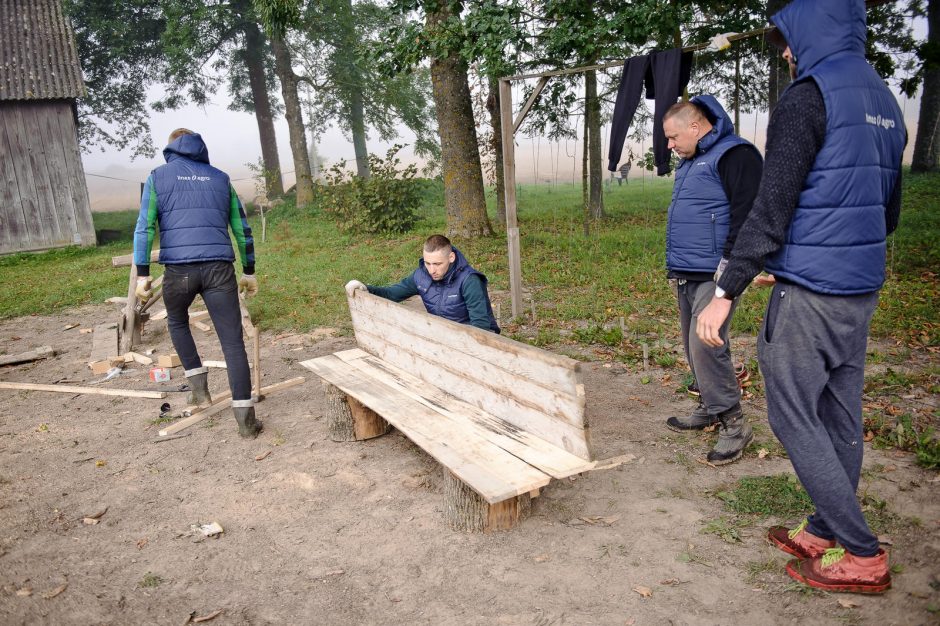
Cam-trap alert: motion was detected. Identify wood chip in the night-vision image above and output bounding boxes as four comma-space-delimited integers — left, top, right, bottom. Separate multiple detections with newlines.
254, 451, 271, 461
633, 585, 652, 598
757, 448, 769, 459
63, 323, 79, 330
580, 515, 620, 526
837, 598, 860, 609
79, 328, 93, 334
16, 587, 33, 597
192, 609, 223, 623
695, 457, 718, 469
82, 518, 100, 525
42, 583, 67, 599
659, 578, 680, 585
84, 506, 108, 520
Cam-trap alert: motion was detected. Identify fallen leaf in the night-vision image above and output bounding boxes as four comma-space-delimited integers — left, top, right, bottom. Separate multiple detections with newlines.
42, 583, 67, 599
16, 587, 33, 597
95, 460, 107, 467
633, 585, 653, 598
884, 464, 897, 472
864, 430, 874, 442
79, 328, 93, 334
534, 554, 551, 563
193, 522, 224, 538
254, 451, 271, 461
703, 423, 718, 433
324, 569, 345, 577
82, 518, 100, 525
580, 515, 620, 526
624, 619, 636, 625
192, 609, 223, 623
137, 538, 149, 550
84, 506, 108, 520
757, 448, 769, 459
837, 598, 860, 609
37, 423, 48, 432
659, 578, 680, 586
63, 323, 79, 330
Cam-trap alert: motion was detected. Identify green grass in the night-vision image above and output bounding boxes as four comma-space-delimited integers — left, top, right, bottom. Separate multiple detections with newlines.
0, 172, 937, 354
715, 474, 814, 518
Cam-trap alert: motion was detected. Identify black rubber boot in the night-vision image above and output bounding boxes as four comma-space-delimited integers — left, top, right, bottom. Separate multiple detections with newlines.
707, 404, 753, 465
666, 402, 720, 432
186, 371, 212, 406
233, 405, 262, 438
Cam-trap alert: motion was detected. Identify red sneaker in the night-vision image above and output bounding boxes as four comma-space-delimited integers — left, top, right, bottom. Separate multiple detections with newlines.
768, 520, 836, 559
786, 548, 892, 594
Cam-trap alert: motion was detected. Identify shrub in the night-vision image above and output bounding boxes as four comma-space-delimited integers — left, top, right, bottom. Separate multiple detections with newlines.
320, 145, 420, 234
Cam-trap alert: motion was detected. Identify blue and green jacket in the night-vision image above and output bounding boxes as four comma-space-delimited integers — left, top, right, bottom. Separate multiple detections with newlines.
133, 133, 254, 276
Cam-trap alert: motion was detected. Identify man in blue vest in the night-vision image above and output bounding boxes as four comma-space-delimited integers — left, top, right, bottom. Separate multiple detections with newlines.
133, 128, 261, 438
697, 0, 905, 594
661, 95, 763, 466
345, 234, 500, 333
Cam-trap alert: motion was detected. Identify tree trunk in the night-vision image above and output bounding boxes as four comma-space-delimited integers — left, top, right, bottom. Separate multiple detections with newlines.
243, 21, 284, 197
767, 0, 791, 115
350, 87, 371, 178
912, 0, 940, 173
442, 470, 531, 532
582, 107, 590, 236
486, 76, 506, 228
585, 69, 604, 220
324, 383, 390, 441
271, 35, 314, 206
337, 0, 370, 179
427, 2, 493, 238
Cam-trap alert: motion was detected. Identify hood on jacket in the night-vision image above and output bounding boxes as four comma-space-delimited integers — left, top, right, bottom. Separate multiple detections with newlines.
771, 0, 867, 79
163, 133, 211, 164
689, 94, 735, 155
418, 246, 470, 284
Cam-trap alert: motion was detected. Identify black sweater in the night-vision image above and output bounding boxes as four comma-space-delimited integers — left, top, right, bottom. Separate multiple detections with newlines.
717, 80, 903, 298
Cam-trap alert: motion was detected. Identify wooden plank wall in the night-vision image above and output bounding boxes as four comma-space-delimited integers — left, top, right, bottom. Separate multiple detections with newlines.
0, 100, 95, 255
348, 292, 592, 460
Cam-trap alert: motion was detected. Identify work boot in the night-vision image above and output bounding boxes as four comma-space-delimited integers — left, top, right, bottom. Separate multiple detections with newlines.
232, 402, 262, 438
786, 548, 891, 594
185, 368, 212, 407
706, 404, 753, 465
666, 402, 719, 432
768, 519, 837, 559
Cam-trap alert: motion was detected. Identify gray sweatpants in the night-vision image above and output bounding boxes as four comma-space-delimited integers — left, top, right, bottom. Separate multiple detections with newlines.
677, 279, 741, 415
758, 281, 880, 556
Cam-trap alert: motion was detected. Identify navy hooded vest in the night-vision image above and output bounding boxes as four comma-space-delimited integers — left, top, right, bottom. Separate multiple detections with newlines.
412, 247, 500, 333
151, 134, 238, 265
666, 95, 757, 274
766, 0, 906, 295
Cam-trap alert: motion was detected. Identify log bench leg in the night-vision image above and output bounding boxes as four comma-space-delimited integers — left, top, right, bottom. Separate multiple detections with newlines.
443, 471, 531, 532
324, 383, 391, 442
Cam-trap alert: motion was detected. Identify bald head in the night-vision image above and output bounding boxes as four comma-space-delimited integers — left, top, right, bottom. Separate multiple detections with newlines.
662, 101, 713, 160
663, 101, 708, 126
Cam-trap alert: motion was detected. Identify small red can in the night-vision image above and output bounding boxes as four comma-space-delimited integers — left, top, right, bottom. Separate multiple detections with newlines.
149, 367, 171, 382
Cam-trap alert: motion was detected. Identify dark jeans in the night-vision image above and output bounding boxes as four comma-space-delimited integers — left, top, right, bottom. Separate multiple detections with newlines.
163, 262, 252, 401
759, 282, 880, 556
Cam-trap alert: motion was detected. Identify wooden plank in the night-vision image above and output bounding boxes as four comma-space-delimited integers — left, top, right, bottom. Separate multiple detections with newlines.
52, 104, 95, 246
0, 104, 27, 254
191, 320, 211, 332
4, 104, 43, 248
499, 79, 524, 317
349, 292, 580, 392
22, 104, 65, 245
112, 250, 160, 267
349, 310, 585, 427
124, 352, 153, 366
342, 331, 592, 460
120, 265, 139, 353
513, 76, 549, 133
0, 381, 165, 399
301, 356, 549, 503
158, 376, 305, 436
0, 346, 55, 367
34, 102, 78, 244
332, 349, 595, 477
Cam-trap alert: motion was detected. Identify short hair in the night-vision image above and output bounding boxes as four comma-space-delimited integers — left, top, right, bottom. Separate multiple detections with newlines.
168, 128, 195, 143
663, 101, 707, 125
424, 234, 452, 254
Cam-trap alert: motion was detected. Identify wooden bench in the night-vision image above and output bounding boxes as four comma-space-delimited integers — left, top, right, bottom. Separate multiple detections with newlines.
300, 291, 597, 532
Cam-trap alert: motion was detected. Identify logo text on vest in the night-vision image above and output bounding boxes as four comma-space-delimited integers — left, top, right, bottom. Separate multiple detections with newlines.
176, 175, 212, 182
865, 113, 895, 130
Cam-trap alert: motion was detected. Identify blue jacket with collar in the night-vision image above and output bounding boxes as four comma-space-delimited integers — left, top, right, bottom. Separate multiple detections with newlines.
412, 247, 500, 333
666, 95, 756, 274
765, 0, 906, 294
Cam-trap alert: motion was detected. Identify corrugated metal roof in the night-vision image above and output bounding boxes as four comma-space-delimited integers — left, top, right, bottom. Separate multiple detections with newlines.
0, 0, 86, 101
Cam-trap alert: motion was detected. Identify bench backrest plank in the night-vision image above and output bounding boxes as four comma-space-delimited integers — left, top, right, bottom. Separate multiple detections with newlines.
348, 292, 592, 461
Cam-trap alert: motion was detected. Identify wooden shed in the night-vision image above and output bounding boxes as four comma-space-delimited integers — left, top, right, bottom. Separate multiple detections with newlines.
0, 0, 95, 255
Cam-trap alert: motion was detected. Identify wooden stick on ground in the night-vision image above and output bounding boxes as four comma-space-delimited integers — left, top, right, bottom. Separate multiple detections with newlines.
158, 376, 305, 436
0, 381, 166, 399
0, 346, 55, 367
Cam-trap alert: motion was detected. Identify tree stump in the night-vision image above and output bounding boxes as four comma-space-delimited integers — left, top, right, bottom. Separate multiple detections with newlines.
324, 383, 390, 442
443, 470, 531, 532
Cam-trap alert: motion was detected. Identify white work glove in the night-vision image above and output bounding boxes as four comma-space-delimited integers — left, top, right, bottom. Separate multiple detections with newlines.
239, 274, 258, 297
135, 277, 153, 303
714, 257, 730, 283
345, 280, 367, 298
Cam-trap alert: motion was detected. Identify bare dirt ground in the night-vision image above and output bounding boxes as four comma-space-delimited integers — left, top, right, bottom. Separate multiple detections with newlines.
1, 302, 938, 625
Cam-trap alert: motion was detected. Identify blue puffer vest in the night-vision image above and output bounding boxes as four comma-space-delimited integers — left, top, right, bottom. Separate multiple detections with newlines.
412, 247, 500, 333
151, 134, 237, 265
766, 0, 906, 295
666, 95, 756, 274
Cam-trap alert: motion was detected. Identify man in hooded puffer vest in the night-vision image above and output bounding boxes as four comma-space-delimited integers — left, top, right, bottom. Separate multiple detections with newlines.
345, 234, 500, 334
661, 96, 763, 465
133, 129, 262, 439
697, 0, 905, 594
